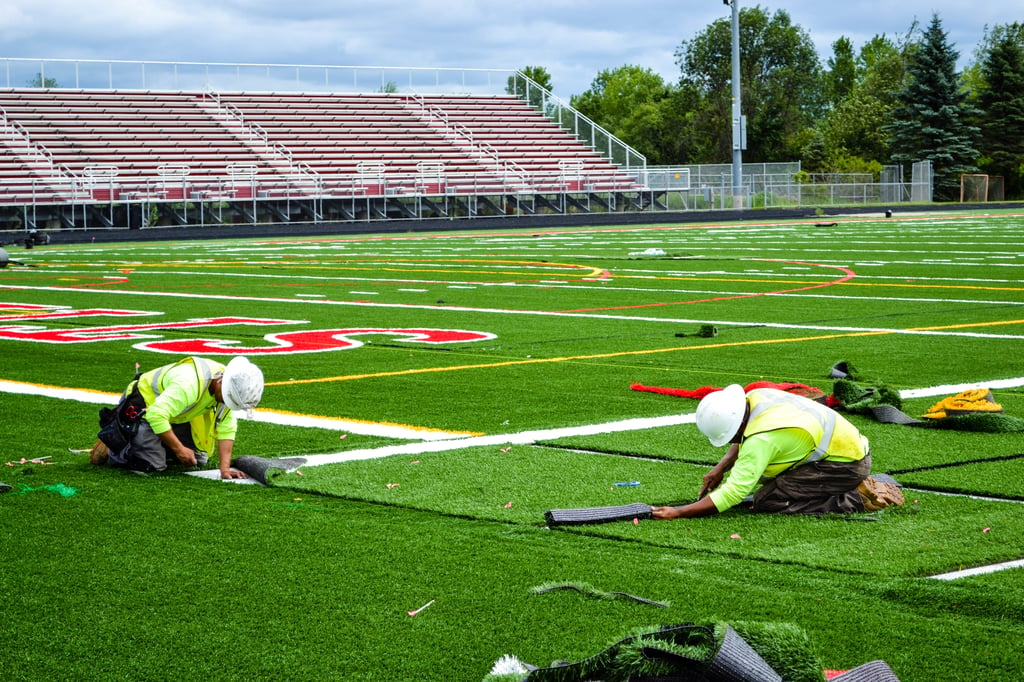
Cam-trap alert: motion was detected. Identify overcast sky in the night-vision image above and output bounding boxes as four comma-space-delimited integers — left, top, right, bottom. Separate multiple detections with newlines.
1, 1, 1013, 97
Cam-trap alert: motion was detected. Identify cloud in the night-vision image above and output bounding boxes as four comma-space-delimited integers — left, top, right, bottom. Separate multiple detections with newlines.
0, 0, 1012, 97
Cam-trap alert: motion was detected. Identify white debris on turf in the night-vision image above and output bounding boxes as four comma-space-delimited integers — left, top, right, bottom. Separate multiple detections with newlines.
489, 654, 530, 676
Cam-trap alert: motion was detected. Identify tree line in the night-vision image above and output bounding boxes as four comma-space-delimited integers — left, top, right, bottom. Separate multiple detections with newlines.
515, 10, 1024, 201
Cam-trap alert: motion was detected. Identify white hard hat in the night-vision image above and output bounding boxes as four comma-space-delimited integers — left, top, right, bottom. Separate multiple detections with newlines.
695, 384, 747, 447
221, 356, 264, 418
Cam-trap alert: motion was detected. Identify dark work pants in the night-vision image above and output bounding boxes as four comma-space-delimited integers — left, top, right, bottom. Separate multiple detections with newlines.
108, 421, 205, 473
752, 454, 872, 514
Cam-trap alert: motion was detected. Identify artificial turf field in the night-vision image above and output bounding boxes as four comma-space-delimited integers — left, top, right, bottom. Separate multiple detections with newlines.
1, 210, 1023, 680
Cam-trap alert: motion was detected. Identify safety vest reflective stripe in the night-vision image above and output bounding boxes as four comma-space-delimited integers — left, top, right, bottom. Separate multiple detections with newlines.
748, 390, 838, 471
148, 356, 223, 423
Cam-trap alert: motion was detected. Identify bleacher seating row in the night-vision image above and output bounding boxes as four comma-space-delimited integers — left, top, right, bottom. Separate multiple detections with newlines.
0, 89, 642, 205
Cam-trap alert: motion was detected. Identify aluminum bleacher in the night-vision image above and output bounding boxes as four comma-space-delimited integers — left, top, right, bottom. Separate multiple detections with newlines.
0, 86, 650, 229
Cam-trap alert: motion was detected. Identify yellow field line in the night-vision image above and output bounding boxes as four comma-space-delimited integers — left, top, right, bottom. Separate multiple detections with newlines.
267, 330, 893, 387
907, 319, 1024, 331
53, 258, 608, 280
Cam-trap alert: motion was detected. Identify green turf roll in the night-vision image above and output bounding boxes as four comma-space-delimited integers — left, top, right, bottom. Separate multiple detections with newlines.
231, 456, 306, 486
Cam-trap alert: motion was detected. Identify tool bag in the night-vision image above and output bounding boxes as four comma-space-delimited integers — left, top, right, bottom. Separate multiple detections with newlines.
97, 374, 146, 457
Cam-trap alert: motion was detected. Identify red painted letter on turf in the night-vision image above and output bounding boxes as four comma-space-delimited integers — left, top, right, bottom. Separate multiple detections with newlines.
135, 328, 496, 355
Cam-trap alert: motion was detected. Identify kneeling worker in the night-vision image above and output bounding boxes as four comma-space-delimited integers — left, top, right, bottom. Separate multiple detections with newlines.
652, 384, 903, 520
90, 356, 264, 480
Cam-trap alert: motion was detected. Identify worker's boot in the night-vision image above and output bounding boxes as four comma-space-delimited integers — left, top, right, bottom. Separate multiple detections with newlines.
89, 440, 109, 466
858, 476, 905, 511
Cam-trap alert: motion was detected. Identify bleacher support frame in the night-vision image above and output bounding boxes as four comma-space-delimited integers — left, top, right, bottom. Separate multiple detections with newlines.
0, 59, 662, 231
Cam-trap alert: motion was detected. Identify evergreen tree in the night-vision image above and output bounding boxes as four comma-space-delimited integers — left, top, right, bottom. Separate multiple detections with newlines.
976, 23, 1024, 198
885, 14, 980, 201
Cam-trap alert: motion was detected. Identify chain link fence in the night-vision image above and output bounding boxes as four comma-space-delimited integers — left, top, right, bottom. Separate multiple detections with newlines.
639, 161, 933, 211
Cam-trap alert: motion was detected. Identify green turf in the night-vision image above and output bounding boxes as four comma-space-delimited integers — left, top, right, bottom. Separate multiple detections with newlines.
897, 457, 1024, 498
3, 210, 1024, 680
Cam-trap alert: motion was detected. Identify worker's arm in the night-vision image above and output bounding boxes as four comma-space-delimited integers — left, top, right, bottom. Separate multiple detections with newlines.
154, 427, 198, 466
651, 495, 719, 519
217, 439, 247, 480
650, 443, 740, 520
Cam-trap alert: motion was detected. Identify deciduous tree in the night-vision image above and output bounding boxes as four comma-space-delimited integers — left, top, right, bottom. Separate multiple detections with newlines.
824, 36, 856, 106
675, 6, 824, 164
812, 33, 910, 173
507, 66, 553, 109
569, 65, 686, 164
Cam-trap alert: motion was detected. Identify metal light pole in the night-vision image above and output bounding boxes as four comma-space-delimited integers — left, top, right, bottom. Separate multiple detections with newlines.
725, 0, 744, 208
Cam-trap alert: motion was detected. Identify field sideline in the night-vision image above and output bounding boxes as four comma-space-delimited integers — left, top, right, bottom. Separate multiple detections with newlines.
2, 210, 1024, 680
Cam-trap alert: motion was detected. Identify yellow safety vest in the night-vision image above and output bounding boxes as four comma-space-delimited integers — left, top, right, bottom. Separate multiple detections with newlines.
744, 388, 868, 470
135, 357, 231, 454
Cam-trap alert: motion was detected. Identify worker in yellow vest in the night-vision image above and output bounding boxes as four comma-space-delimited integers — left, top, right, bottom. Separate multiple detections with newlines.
90, 356, 263, 480
652, 384, 903, 519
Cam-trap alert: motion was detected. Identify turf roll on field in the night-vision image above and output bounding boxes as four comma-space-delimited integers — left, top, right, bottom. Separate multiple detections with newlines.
230, 455, 307, 485
545, 502, 653, 526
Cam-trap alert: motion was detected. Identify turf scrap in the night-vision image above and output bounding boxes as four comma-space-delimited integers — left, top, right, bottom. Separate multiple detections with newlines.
861, 392, 1024, 432
519, 623, 718, 682
231, 455, 307, 486
829, 660, 900, 681
531, 581, 669, 608
729, 621, 824, 682
484, 621, 899, 682
705, 624, 782, 682
831, 378, 903, 414
631, 381, 827, 403
830, 367, 1024, 432
912, 412, 1024, 433
921, 388, 1002, 419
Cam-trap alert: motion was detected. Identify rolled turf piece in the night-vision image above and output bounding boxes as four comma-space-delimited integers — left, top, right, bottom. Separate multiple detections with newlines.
869, 404, 923, 425
706, 625, 783, 682
231, 455, 307, 486
544, 502, 652, 526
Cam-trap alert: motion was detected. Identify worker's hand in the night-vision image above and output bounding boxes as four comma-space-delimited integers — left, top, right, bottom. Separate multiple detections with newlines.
651, 506, 682, 520
175, 448, 198, 467
220, 468, 248, 480
699, 470, 724, 499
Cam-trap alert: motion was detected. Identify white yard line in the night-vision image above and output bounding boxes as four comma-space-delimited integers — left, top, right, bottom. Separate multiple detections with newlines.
930, 559, 1024, 580
184, 412, 696, 480
899, 378, 1024, 399
0, 379, 469, 441
0, 379, 119, 405
295, 412, 697, 465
